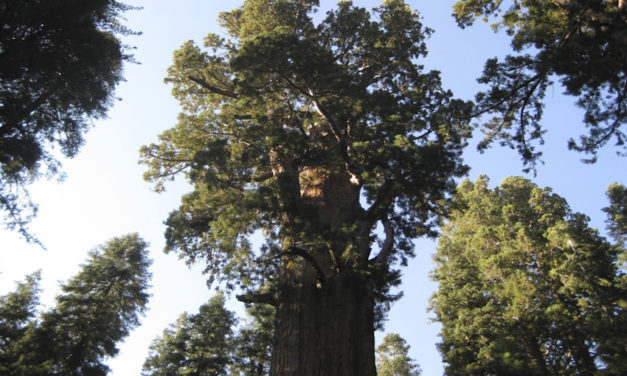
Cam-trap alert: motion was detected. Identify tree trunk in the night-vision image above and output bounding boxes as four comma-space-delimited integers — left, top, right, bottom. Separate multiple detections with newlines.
270, 150, 377, 375
271, 263, 376, 376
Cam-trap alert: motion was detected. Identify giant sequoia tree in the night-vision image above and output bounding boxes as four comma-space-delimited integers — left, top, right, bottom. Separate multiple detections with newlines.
430, 177, 627, 375
452, 0, 626, 167
0, 0, 137, 241
140, 0, 471, 374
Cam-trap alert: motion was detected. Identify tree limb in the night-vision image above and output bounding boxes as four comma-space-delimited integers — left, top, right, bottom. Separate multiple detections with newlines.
187, 75, 238, 98
370, 216, 394, 265
366, 180, 395, 225
236, 292, 277, 306
279, 246, 327, 287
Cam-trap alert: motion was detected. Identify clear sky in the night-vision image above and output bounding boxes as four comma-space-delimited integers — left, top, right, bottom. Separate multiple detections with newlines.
0, 1, 623, 375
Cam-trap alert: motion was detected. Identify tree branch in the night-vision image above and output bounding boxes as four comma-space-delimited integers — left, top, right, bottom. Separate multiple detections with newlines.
307, 90, 362, 184
370, 217, 394, 265
279, 246, 327, 287
236, 292, 277, 306
366, 180, 395, 225
187, 75, 238, 98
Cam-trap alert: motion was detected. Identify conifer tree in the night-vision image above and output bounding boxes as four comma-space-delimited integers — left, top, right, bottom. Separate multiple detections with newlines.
142, 293, 237, 376
143, 294, 273, 376
430, 177, 627, 375
140, 1, 471, 374
376, 333, 421, 376
0, 234, 152, 375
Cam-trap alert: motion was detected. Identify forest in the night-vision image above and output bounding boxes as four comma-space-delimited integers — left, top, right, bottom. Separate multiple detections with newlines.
0, 0, 625, 375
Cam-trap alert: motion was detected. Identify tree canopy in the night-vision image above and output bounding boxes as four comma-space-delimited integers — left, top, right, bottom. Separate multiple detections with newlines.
376, 333, 421, 376
452, 0, 626, 168
604, 182, 627, 245
140, 1, 471, 373
140, 0, 471, 309
0, 234, 152, 375
0, 0, 138, 242
430, 176, 627, 375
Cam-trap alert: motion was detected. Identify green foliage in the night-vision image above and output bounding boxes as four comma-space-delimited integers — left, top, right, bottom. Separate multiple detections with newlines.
0, 0, 139, 242
140, 0, 471, 318
376, 333, 421, 376
230, 304, 274, 376
0, 234, 152, 375
0, 271, 41, 373
453, 0, 627, 168
143, 294, 273, 376
430, 176, 627, 375
604, 183, 627, 245
143, 293, 237, 376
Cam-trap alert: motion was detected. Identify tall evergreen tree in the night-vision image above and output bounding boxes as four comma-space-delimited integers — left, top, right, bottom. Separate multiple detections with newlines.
430, 176, 627, 375
230, 304, 274, 376
452, 0, 626, 168
142, 294, 273, 376
0, 0, 139, 242
376, 333, 421, 376
0, 271, 41, 374
142, 293, 237, 376
604, 183, 627, 245
140, 0, 471, 374
0, 234, 152, 375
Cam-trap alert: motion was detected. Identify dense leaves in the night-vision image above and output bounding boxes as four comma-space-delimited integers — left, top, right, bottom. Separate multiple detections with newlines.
0, 234, 152, 375
0, 0, 138, 242
375, 333, 421, 376
430, 177, 627, 375
453, 0, 627, 168
143, 294, 273, 376
141, 0, 471, 317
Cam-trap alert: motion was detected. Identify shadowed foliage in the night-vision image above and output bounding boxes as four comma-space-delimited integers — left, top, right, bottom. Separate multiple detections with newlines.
0, 0, 139, 242
453, 0, 626, 169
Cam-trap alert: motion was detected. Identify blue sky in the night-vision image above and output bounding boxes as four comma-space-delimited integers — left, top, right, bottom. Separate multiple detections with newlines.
0, 1, 623, 375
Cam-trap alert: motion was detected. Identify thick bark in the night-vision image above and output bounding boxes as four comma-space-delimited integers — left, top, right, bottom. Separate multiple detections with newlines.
271, 264, 376, 376
270, 148, 377, 375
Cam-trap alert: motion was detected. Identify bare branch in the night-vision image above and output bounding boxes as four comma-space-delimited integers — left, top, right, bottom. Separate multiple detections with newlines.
279, 246, 327, 287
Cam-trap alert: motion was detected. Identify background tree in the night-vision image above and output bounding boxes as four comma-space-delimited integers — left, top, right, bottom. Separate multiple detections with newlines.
0, 0, 139, 242
142, 293, 237, 376
430, 176, 627, 375
376, 333, 421, 376
0, 271, 41, 374
142, 294, 273, 376
0, 234, 152, 375
452, 0, 626, 168
230, 304, 274, 376
140, 0, 472, 374
604, 183, 626, 245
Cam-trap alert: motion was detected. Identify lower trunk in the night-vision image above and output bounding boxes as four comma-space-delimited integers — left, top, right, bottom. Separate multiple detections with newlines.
271, 263, 376, 376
